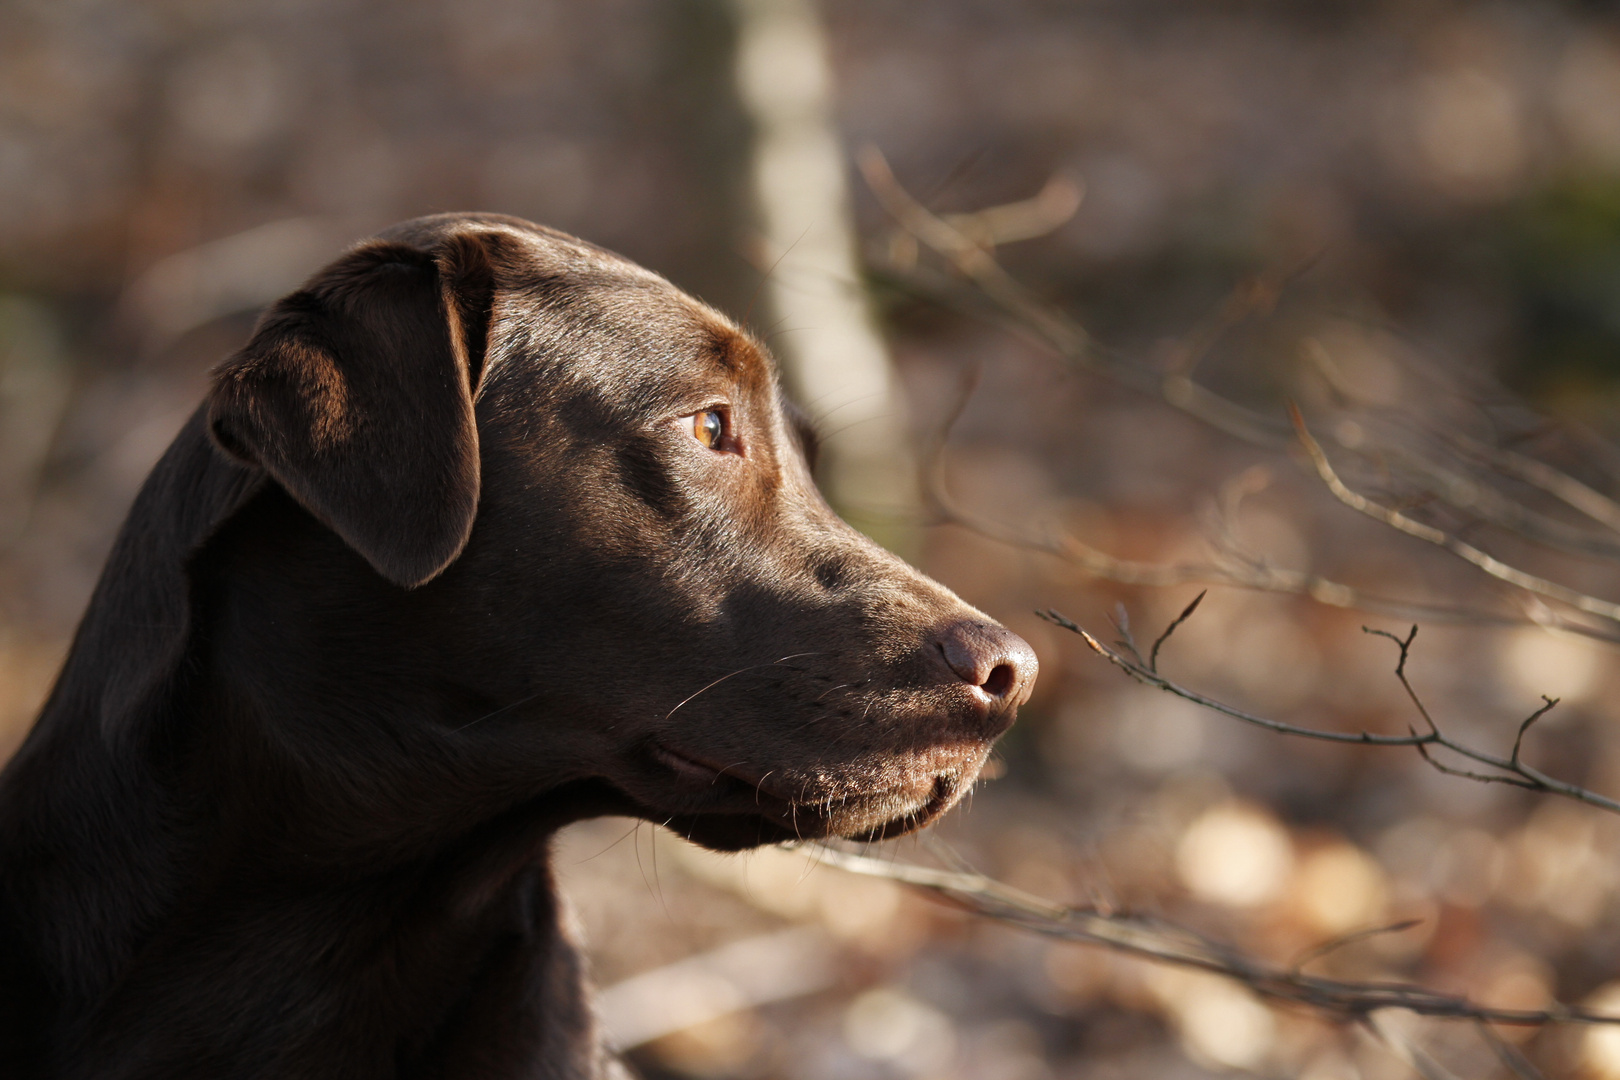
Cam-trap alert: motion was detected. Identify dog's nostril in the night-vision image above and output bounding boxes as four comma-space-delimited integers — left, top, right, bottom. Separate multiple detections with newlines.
981, 663, 1016, 699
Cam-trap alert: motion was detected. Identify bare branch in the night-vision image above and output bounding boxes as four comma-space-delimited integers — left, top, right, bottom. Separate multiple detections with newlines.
1361, 625, 1437, 734
1389, 446, 1620, 562
851, 159, 1620, 1072
868, 152, 1620, 644
1292, 404, 1620, 625
854, 139, 1620, 1080
1301, 342, 1620, 560
1042, 609, 1440, 748
922, 374, 1620, 639
940, 175, 1084, 250
798, 843, 1620, 1029
858, 144, 1285, 445
1106, 602, 1145, 667
1478, 438, 1620, 536
1048, 602, 1620, 816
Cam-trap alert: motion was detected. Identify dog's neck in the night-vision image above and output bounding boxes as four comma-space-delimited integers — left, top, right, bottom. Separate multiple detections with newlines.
0, 412, 616, 1076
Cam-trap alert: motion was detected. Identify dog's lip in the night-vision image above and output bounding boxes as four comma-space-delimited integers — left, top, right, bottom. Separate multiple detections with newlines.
649, 741, 795, 805
649, 739, 971, 839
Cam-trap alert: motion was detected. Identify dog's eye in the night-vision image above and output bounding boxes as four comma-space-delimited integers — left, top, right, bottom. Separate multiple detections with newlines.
691, 409, 726, 450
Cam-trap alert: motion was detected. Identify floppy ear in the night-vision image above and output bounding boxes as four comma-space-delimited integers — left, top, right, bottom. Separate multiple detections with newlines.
207, 233, 497, 588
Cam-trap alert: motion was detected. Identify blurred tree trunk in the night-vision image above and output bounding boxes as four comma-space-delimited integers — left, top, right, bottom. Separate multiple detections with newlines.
728, 0, 919, 555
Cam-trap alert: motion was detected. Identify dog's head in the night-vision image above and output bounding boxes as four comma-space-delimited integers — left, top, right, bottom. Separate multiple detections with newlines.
206, 213, 1035, 851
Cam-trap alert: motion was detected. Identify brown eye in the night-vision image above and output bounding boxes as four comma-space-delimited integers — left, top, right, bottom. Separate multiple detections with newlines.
692, 409, 725, 449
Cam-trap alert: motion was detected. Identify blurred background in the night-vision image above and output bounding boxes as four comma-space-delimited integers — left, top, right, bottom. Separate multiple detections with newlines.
10, 0, 1620, 1076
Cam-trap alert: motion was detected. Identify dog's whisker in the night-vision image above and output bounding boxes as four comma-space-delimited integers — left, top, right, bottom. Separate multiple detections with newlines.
649, 824, 672, 924
574, 821, 642, 864
661, 652, 825, 723
813, 683, 853, 703
631, 822, 652, 899
448, 691, 545, 734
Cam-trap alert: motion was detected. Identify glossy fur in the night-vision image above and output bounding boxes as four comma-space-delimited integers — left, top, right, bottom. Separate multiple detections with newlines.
0, 213, 1036, 1078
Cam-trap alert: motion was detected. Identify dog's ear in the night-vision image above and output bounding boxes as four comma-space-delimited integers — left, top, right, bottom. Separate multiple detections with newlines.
207, 234, 497, 588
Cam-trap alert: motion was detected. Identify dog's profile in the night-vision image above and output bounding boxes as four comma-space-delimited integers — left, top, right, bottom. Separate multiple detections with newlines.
0, 213, 1036, 1078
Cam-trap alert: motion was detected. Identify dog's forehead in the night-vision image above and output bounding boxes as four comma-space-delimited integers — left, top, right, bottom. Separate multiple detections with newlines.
486, 229, 776, 402
377, 214, 767, 380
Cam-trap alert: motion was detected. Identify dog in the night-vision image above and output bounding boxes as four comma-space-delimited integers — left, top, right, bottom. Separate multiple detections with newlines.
0, 213, 1036, 1078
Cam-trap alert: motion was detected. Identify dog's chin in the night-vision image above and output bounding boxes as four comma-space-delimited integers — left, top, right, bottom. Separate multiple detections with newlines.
648, 755, 974, 853
619, 737, 993, 853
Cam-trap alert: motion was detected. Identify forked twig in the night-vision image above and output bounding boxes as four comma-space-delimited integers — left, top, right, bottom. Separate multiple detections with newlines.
1046, 602, 1620, 815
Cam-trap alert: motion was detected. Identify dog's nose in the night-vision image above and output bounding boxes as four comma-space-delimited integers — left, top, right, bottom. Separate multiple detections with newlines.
935, 620, 1038, 708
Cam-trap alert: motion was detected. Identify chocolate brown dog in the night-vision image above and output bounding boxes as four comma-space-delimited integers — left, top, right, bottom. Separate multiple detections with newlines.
0, 213, 1036, 1078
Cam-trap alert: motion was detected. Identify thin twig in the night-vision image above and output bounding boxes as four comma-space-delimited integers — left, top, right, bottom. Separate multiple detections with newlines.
1290, 919, 1425, 976
921, 372, 1620, 640
798, 843, 1620, 1029
858, 144, 1285, 446
1359, 439, 1620, 562
1303, 341, 1620, 561
1512, 698, 1560, 769
1475, 437, 1620, 536
1106, 603, 1146, 667
1476, 1021, 1547, 1080
1047, 603, 1620, 816
1150, 591, 1205, 674
1311, 339, 1620, 540
1365, 1014, 1469, 1080
1291, 404, 1620, 625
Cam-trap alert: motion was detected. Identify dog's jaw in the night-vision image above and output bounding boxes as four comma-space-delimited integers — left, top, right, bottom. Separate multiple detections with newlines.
638, 736, 990, 849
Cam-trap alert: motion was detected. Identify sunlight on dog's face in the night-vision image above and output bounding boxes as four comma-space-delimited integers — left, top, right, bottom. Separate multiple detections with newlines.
431, 228, 1036, 850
